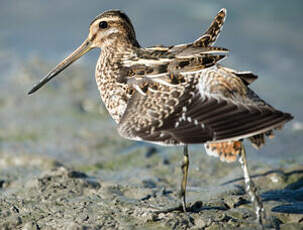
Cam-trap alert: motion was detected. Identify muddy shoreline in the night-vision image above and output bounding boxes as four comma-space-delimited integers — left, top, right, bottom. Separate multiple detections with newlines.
1, 161, 303, 229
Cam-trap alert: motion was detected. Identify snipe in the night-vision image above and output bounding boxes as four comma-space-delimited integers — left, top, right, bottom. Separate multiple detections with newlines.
28, 9, 293, 225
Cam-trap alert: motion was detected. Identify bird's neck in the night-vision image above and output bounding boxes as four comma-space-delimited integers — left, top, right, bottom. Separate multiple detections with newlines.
95, 44, 136, 123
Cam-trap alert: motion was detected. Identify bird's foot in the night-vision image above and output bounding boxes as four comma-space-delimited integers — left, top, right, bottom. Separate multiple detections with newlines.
149, 203, 184, 214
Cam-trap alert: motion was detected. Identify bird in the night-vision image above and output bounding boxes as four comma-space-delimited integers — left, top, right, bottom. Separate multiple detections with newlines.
28, 8, 293, 225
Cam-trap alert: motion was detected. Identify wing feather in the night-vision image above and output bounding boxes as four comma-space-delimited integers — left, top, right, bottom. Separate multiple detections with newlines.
117, 65, 293, 145
193, 8, 227, 47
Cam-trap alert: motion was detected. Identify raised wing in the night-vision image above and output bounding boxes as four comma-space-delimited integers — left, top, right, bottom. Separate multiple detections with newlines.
193, 8, 227, 47
141, 7, 227, 58
117, 65, 293, 145
122, 46, 228, 95
120, 8, 229, 88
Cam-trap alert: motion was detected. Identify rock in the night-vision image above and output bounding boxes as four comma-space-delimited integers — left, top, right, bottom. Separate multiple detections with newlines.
1, 216, 22, 229
0, 179, 9, 188
145, 147, 158, 158
280, 223, 303, 230
195, 218, 207, 228
22, 222, 39, 230
142, 179, 157, 188
65, 222, 84, 230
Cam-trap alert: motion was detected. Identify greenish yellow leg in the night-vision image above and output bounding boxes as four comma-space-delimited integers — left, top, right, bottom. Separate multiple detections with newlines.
150, 145, 189, 214
239, 143, 265, 226
180, 145, 189, 212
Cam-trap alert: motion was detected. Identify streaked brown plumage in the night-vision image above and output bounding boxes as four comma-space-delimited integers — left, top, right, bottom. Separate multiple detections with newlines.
28, 8, 293, 225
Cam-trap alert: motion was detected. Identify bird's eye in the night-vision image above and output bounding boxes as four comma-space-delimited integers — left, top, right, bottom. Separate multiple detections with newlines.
99, 21, 108, 29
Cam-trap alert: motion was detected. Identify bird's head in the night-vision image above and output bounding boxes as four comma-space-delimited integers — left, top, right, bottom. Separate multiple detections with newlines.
89, 10, 138, 49
28, 10, 138, 95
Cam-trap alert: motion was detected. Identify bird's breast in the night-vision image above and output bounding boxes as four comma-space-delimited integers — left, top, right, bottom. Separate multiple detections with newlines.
95, 60, 130, 124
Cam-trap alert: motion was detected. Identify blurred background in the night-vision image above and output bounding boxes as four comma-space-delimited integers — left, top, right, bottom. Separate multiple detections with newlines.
0, 0, 302, 197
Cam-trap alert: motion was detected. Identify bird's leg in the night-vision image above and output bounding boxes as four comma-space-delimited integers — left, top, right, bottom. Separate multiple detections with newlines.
149, 145, 190, 214
238, 143, 265, 226
180, 145, 189, 212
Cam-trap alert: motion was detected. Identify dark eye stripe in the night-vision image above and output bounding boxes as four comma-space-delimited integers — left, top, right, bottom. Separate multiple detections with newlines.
99, 21, 108, 29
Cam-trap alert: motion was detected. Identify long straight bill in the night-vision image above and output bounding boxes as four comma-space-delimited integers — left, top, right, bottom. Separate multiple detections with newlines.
28, 39, 92, 95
